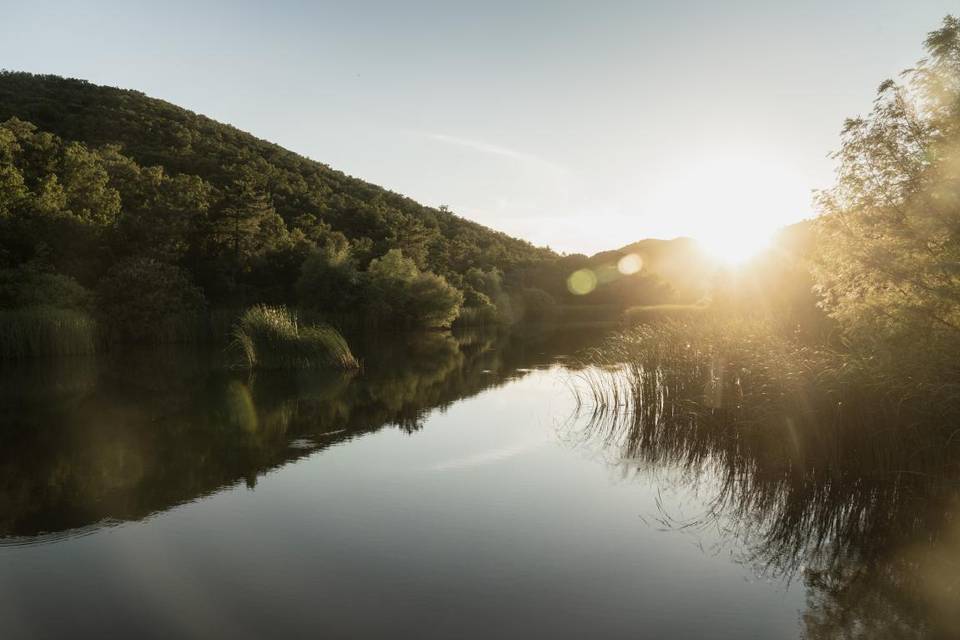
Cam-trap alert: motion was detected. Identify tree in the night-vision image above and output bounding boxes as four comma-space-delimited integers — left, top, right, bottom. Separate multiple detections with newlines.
365, 249, 463, 328
404, 272, 464, 328
814, 16, 960, 366
296, 234, 361, 317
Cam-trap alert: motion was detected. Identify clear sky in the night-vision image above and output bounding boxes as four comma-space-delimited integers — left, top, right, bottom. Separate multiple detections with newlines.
2, 1, 956, 254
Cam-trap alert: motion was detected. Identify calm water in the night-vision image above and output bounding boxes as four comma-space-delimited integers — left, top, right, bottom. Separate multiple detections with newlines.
0, 328, 956, 638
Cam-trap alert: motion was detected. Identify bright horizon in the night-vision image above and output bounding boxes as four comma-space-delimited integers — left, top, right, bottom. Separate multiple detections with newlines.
2, 0, 956, 254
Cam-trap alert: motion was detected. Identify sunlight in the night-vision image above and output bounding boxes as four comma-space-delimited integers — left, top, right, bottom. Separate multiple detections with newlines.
694, 227, 774, 265
645, 149, 804, 264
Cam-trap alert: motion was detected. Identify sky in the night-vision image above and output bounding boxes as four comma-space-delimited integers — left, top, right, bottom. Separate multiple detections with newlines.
2, 0, 957, 254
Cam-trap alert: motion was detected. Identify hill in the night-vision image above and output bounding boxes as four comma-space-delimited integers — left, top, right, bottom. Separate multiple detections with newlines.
0, 71, 552, 279
0, 71, 577, 339
0, 71, 701, 345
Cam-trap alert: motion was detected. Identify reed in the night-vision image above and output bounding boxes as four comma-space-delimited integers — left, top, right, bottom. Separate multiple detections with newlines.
0, 306, 97, 359
232, 305, 359, 370
453, 305, 500, 328
621, 303, 708, 325
570, 315, 960, 583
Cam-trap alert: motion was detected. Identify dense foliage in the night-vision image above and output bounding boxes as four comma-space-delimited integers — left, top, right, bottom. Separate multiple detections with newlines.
0, 72, 556, 338
815, 16, 960, 381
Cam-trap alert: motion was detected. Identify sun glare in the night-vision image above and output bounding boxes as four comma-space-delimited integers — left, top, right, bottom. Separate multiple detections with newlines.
695, 227, 774, 265
644, 150, 804, 265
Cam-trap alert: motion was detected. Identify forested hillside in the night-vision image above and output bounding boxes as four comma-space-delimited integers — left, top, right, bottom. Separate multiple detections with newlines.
0, 72, 554, 298
0, 71, 685, 350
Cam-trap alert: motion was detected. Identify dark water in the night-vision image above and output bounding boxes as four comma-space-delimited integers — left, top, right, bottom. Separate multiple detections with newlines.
0, 328, 956, 639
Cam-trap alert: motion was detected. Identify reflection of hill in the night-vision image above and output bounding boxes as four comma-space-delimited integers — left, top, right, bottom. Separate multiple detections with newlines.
0, 327, 605, 542
572, 345, 960, 639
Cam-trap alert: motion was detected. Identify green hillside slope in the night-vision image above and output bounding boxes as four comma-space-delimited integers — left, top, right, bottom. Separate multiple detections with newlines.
0, 71, 691, 349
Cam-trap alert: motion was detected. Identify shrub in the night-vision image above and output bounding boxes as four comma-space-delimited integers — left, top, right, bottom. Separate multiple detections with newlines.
96, 257, 206, 343
0, 264, 91, 311
232, 305, 358, 370
516, 287, 558, 323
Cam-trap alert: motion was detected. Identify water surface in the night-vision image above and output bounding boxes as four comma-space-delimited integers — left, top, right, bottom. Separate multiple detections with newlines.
0, 328, 955, 638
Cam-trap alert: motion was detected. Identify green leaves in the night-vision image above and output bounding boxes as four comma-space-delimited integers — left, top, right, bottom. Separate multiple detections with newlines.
815, 15, 960, 379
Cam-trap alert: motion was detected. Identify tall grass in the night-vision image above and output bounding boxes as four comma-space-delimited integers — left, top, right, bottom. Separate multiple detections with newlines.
453, 305, 500, 328
232, 305, 359, 370
570, 315, 960, 582
0, 307, 97, 359
621, 303, 708, 325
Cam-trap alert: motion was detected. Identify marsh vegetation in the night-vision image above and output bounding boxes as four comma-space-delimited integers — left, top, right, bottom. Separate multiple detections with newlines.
231, 305, 359, 370
570, 316, 960, 637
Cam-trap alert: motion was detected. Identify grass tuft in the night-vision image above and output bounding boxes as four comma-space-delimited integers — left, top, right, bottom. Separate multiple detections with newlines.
232, 305, 359, 370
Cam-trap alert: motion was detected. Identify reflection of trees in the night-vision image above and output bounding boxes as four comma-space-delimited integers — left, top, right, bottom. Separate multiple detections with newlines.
573, 334, 960, 639
0, 326, 608, 541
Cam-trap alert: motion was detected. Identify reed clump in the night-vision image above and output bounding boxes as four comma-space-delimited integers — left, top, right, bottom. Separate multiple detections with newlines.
232, 305, 359, 370
0, 306, 97, 359
570, 314, 960, 583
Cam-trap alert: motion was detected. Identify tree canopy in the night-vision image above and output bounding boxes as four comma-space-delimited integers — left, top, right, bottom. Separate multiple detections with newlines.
814, 15, 960, 370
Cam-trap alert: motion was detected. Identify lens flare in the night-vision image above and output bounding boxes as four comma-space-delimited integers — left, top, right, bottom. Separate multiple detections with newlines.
567, 269, 597, 295
617, 253, 643, 275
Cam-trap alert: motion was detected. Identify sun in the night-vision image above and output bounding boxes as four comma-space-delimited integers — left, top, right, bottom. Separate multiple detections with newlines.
643, 148, 805, 265
694, 227, 774, 265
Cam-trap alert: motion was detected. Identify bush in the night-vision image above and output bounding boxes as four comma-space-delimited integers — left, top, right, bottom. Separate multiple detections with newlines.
0, 264, 91, 311
516, 287, 558, 323
232, 305, 358, 370
96, 257, 206, 343
365, 249, 463, 329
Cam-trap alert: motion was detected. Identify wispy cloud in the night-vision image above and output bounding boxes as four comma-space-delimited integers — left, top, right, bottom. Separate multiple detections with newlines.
421, 131, 567, 175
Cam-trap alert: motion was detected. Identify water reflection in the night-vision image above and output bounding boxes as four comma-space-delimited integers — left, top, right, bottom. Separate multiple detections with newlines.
572, 351, 960, 638
0, 327, 598, 543
4, 324, 958, 636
